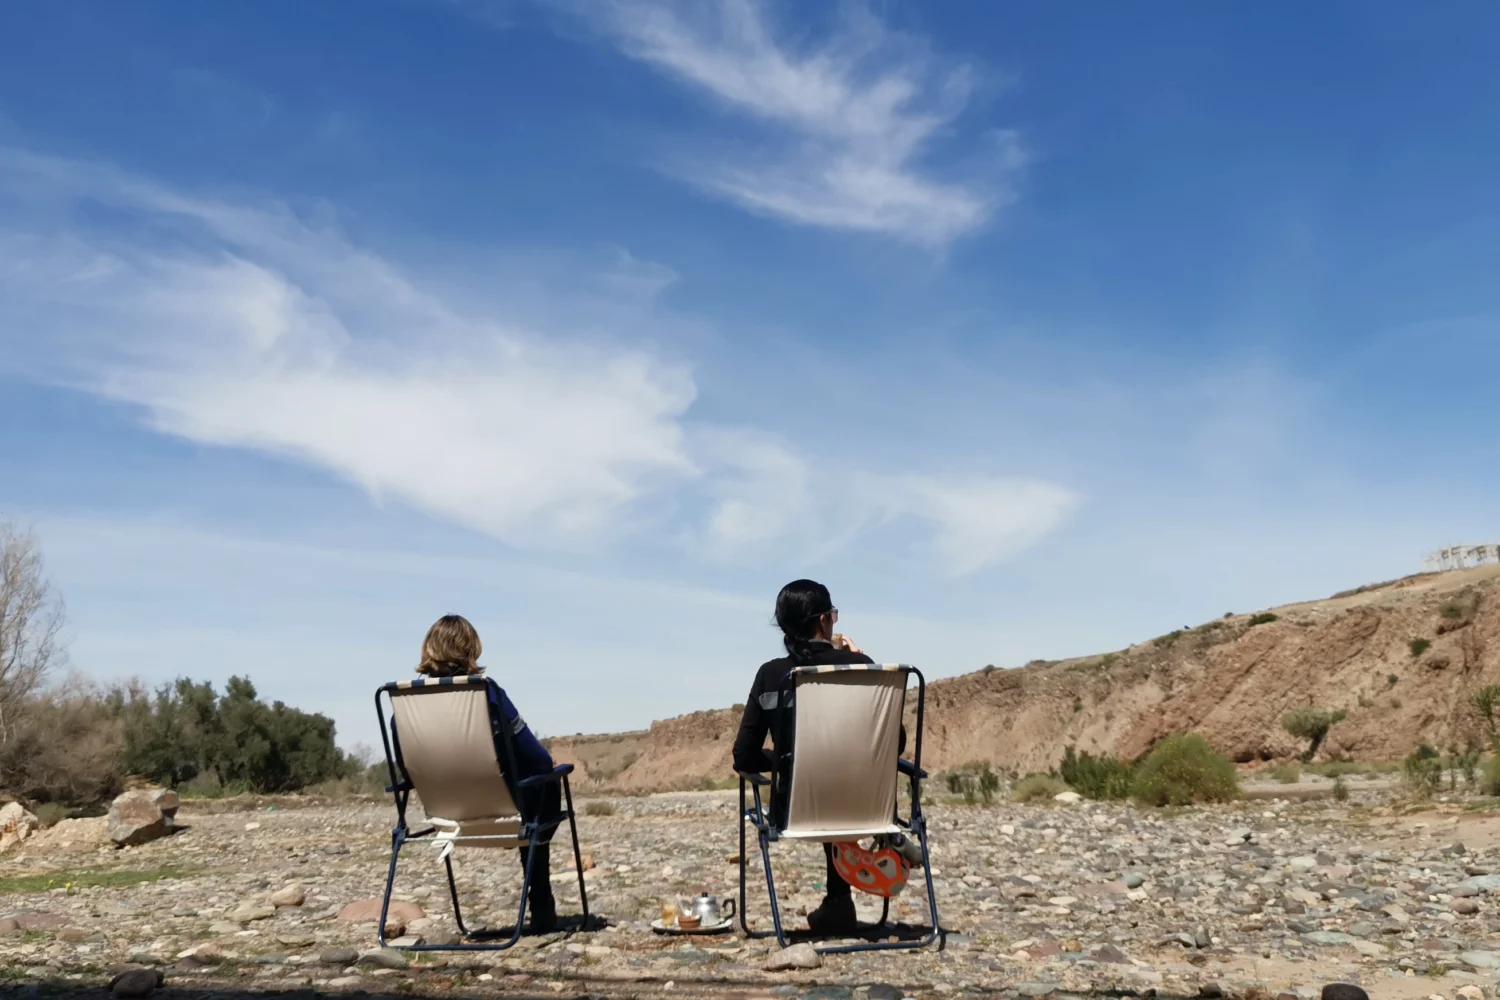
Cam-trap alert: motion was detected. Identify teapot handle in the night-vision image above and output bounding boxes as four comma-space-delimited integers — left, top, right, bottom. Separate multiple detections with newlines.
721, 899, 735, 919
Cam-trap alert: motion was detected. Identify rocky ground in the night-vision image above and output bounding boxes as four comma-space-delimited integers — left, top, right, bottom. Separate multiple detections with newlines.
5, 784, 1500, 1000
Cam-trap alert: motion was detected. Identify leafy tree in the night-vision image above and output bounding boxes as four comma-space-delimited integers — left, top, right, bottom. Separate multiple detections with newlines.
1281, 706, 1348, 763
1472, 686, 1500, 753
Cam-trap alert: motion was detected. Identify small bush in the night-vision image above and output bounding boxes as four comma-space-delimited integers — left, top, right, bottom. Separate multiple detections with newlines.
1059, 747, 1133, 800
1441, 601, 1465, 620
947, 764, 1001, 805
1131, 734, 1240, 807
1247, 613, 1279, 627
33, 802, 69, 828
1154, 630, 1184, 648
1387, 673, 1399, 688
1071, 695, 1083, 713
1410, 638, 1432, 658
1482, 756, 1500, 797
1268, 762, 1301, 784
1332, 776, 1349, 802
584, 801, 616, 817
1012, 774, 1069, 804
1455, 743, 1482, 789
1402, 744, 1443, 798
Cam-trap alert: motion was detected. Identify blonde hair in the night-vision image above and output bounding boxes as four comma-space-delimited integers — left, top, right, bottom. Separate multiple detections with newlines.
418, 614, 484, 677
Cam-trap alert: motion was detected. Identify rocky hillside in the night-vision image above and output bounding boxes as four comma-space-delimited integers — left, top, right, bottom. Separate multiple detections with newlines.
550, 565, 1500, 790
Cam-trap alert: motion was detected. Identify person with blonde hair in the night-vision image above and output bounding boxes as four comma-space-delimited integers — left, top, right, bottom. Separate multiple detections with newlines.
400, 615, 559, 932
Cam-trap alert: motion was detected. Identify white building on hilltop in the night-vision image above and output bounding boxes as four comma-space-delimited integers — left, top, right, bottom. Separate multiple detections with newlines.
1424, 544, 1500, 573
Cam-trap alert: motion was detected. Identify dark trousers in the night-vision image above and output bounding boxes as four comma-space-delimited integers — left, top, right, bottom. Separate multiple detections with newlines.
517, 780, 561, 913
771, 781, 850, 902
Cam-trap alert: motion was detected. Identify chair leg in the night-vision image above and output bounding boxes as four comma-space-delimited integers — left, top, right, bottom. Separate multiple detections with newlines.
915, 815, 941, 950
443, 852, 472, 937
562, 776, 589, 925
758, 826, 788, 949
738, 781, 751, 937
378, 826, 407, 948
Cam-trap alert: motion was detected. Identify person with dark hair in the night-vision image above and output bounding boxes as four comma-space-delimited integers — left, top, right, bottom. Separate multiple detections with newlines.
732, 580, 906, 935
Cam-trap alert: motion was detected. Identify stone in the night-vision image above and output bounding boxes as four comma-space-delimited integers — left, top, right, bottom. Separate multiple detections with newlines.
1291, 856, 1318, 873
276, 931, 317, 947
1017, 985, 1061, 998
1462, 952, 1500, 970
1094, 944, 1130, 964
1122, 873, 1145, 889
1452, 875, 1500, 897
1054, 791, 1083, 805
802, 989, 853, 1000
231, 904, 277, 923
10, 911, 55, 937
58, 926, 89, 942
337, 898, 425, 924
1455, 988, 1484, 1000
1226, 827, 1253, 844
1320, 987, 1369, 1000
320, 947, 359, 966
0, 801, 39, 853
866, 987, 904, 1000
1455, 899, 1482, 915
109, 968, 164, 999
356, 949, 410, 970
1305, 931, 1358, 947
0, 917, 19, 936
107, 788, 180, 848
764, 944, 821, 971
327, 976, 363, 988
272, 885, 307, 907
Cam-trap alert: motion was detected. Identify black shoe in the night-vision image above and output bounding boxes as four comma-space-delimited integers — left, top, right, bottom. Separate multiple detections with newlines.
806, 894, 857, 935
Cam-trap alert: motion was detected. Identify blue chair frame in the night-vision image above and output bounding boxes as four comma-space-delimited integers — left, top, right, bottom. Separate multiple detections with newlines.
737, 664, 941, 955
374, 676, 589, 951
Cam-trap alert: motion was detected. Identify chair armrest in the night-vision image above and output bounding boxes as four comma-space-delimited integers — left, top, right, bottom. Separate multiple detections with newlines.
517, 763, 575, 789
736, 771, 771, 786
898, 759, 928, 780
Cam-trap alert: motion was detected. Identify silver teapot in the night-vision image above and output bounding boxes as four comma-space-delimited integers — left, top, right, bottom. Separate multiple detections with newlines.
687, 892, 735, 925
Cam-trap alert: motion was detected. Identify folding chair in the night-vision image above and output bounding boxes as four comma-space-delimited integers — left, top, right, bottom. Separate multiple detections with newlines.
738, 663, 940, 955
374, 675, 588, 951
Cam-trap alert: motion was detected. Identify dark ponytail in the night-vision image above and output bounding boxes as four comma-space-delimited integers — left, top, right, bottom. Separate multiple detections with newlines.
774, 579, 834, 665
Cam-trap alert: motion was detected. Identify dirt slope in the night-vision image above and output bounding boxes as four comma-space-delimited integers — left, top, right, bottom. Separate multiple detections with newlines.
549, 565, 1500, 790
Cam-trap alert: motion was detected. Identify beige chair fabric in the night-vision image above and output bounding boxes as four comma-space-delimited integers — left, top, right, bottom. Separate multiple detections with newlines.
390, 682, 521, 852
781, 668, 906, 841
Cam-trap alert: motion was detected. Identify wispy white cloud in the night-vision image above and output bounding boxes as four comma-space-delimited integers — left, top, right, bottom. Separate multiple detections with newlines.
0, 147, 1073, 573
568, 0, 1016, 246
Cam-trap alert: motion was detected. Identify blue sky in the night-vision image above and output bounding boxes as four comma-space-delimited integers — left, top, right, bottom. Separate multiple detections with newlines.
2, 1, 1497, 750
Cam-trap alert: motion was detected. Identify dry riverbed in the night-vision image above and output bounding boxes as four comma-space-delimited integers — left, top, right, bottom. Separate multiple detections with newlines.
4, 787, 1500, 1000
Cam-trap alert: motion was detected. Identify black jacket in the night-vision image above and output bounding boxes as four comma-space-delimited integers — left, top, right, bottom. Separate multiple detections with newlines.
731, 640, 906, 775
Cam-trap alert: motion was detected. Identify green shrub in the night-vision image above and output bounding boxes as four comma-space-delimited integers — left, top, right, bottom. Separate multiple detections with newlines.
1479, 755, 1500, 797
33, 802, 69, 828
1440, 602, 1465, 620
1154, 630, 1184, 648
1410, 638, 1431, 658
1332, 776, 1349, 802
1281, 706, 1348, 763
1268, 762, 1301, 784
1131, 734, 1240, 807
1472, 686, 1500, 753
1012, 773, 1069, 804
1402, 744, 1443, 798
584, 801, 616, 817
1059, 747, 1133, 800
946, 764, 1001, 805
1387, 673, 1400, 688
1247, 613, 1279, 627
